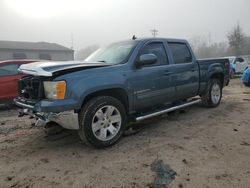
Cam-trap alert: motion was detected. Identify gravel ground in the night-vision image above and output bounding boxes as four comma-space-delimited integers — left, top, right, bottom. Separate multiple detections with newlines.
0, 78, 250, 188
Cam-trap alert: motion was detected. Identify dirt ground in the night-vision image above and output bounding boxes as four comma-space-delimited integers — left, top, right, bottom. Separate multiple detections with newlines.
0, 78, 250, 188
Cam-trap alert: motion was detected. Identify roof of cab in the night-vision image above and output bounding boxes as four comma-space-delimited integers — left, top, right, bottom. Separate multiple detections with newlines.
132, 37, 188, 43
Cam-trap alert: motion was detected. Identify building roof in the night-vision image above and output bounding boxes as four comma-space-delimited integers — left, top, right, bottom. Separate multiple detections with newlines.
0, 40, 73, 52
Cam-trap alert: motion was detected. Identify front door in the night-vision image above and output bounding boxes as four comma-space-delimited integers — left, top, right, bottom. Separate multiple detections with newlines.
130, 41, 175, 111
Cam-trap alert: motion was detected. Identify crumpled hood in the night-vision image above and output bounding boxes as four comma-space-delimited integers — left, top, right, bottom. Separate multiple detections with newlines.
18, 60, 110, 77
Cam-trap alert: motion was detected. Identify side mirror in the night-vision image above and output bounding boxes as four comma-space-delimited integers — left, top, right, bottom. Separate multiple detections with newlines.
137, 54, 157, 67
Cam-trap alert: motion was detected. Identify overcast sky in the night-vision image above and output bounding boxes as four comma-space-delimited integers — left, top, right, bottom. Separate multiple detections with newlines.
0, 0, 250, 51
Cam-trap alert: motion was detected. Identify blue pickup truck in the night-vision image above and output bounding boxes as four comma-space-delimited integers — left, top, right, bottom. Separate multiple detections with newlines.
15, 38, 230, 148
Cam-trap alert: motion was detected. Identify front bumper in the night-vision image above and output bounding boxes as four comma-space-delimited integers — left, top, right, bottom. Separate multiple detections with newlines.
15, 99, 79, 130
14, 97, 80, 112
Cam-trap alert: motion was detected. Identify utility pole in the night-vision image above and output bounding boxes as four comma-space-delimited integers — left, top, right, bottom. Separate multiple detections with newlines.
71, 33, 74, 50
150, 29, 158, 37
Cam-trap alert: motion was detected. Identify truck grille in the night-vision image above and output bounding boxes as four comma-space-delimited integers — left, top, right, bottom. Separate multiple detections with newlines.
18, 76, 44, 100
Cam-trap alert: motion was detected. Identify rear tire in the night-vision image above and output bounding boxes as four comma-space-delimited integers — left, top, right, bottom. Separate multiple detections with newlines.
78, 96, 127, 148
201, 79, 222, 108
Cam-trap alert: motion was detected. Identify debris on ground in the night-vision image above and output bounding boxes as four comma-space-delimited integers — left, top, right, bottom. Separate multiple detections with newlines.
149, 159, 177, 188
240, 141, 250, 146
123, 126, 143, 136
182, 159, 188, 164
243, 98, 250, 101
178, 183, 183, 188
44, 130, 73, 142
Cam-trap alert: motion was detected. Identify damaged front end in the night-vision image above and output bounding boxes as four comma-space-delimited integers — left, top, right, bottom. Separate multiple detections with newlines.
14, 75, 79, 130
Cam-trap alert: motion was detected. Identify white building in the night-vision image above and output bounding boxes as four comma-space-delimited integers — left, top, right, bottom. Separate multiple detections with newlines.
0, 40, 74, 61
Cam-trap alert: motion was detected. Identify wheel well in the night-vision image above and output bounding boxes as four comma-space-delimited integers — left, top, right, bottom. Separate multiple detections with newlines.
81, 88, 129, 113
211, 73, 224, 86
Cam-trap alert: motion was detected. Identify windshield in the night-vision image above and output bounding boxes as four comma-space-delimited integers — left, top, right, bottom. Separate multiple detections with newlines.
85, 41, 138, 65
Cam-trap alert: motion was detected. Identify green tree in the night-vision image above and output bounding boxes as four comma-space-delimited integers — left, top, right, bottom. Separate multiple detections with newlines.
190, 36, 229, 58
227, 23, 246, 55
242, 36, 250, 55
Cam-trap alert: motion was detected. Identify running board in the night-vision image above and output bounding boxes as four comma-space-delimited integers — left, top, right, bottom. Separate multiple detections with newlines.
136, 99, 202, 122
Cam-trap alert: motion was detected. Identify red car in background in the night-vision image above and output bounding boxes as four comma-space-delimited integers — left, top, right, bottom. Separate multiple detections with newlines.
0, 60, 39, 104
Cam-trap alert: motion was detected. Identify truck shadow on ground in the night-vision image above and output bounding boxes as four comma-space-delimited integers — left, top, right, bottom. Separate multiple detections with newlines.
36, 97, 241, 152
41, 104, 203, 151
2, 98, 239, 157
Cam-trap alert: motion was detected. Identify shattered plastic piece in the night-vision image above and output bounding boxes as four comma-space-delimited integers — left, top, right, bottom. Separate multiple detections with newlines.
149, 159, 177, 188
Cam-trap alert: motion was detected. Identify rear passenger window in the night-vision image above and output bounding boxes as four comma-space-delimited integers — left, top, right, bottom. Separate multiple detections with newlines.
140, 42, 169, 66
168, 43, 192, 64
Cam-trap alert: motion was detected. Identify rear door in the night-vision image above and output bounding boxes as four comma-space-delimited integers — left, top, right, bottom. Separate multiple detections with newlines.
167, 42, 199, 100
0, 63, 22, 100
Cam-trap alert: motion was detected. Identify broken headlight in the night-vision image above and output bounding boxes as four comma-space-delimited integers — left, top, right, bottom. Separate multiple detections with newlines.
43, 81, 66, 99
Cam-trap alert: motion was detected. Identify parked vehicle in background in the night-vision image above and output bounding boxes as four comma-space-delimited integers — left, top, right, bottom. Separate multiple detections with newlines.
15, 38, 230, 148
0, 60, 40, 104
228, 56, 248, 78
242, 66, 250, 86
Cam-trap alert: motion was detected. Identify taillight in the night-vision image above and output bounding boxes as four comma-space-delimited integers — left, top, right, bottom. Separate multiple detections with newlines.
225, 61, 230, 74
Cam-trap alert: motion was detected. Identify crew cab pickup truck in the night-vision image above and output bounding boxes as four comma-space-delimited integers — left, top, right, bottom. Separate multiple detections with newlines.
15, 38, 230, 148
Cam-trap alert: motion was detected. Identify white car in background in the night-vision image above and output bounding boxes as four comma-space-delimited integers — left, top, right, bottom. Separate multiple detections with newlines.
228, 56, 248, 78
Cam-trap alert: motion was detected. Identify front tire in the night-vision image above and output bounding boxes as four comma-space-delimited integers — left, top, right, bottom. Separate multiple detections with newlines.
201, 79, 222, 107
78, 96, 127, 148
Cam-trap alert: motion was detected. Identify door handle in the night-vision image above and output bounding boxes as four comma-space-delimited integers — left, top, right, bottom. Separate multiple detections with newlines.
190, 66, 196, 72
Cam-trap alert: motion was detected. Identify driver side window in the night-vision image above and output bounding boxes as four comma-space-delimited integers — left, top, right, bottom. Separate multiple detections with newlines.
140, 42, 169, 66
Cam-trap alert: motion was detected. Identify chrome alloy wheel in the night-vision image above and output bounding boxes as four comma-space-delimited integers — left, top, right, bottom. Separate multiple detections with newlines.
91, 105, 122, 141
211, 83, 221, 104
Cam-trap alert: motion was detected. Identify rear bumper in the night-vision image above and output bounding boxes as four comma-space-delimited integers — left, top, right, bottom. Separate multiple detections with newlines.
14, 99, 79, 130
